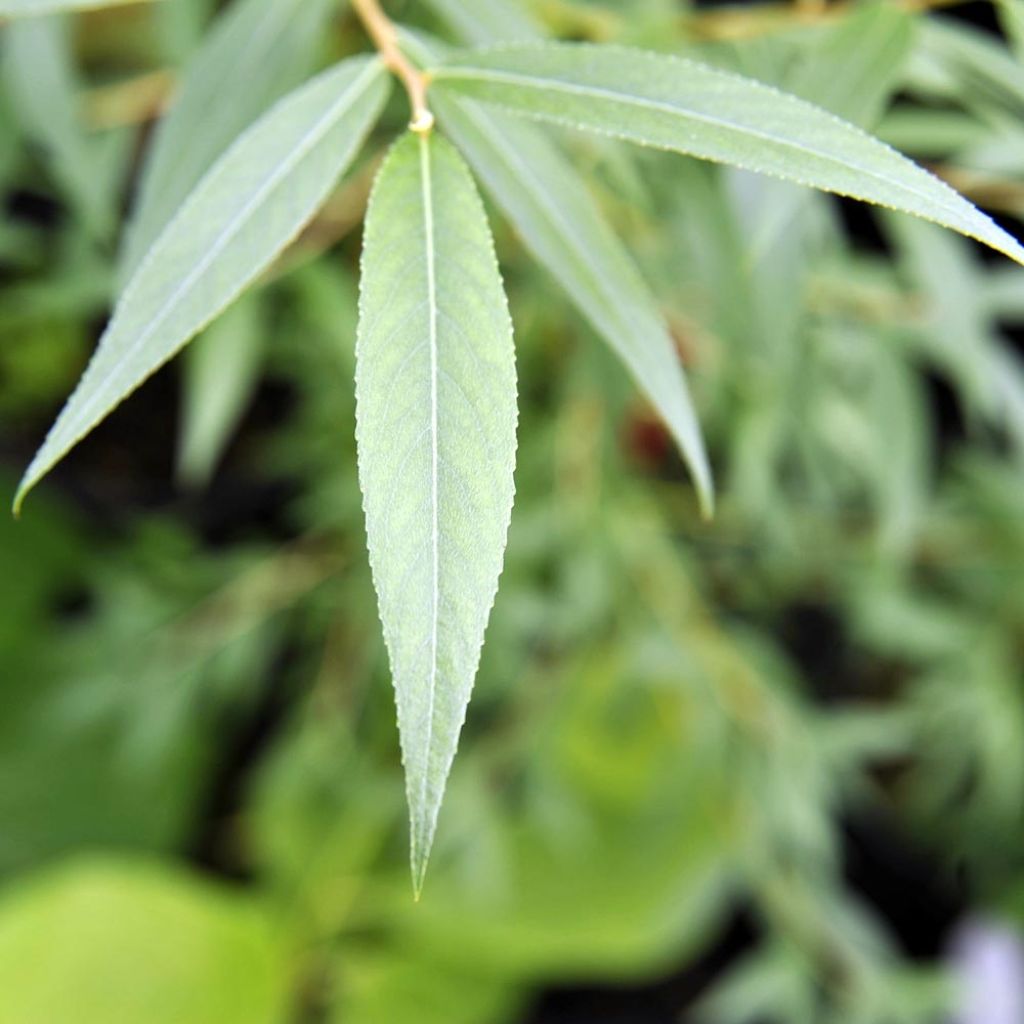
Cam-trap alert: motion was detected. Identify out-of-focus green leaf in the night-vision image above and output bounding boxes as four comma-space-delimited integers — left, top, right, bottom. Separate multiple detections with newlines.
918, 18, 1024, 116
1, 14, 112, 236
120, 0, 335, 281
151, 0, 215, 64
878, 107, 989, 157
789, 5, 913, 125
998, 0, 1024, 56
177, 293, 265, 488
0, 857, 288, 1024
431, 44, 1024, 266
333, 952, 521, 1024
355, 132, 517, 893
419, 0, 543, 45
885, 214, 994, 415
15, 56, 389, 512
414, 36, 710, 510
0, 0, 160, 15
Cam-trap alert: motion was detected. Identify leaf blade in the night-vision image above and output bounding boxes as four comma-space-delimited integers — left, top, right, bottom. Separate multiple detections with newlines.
15, 56, 389, 512
431, 43, 1024, 266
120, 0, 335, 282
355, 132, 517, 892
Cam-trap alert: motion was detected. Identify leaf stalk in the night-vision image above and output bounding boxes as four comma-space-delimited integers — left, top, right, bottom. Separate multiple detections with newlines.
352, 0, 434, 133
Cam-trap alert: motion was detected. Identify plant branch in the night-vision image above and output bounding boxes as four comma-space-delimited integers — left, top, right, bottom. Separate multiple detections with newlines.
352, 0, 433, 133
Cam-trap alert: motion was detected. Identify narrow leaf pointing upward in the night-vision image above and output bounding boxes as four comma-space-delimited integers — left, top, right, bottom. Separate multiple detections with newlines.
355, 132, 518, 893
431, 43, 1024, 267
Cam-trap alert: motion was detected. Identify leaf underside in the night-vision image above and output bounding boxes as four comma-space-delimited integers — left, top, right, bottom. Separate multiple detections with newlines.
355, 131, 518, 893
15, 56, 389, 512
431, 43, 1024, 267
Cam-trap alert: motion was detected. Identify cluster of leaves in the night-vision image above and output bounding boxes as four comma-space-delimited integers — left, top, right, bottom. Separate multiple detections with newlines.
1, 0, 1024, 1022
5, 0, 1024, 891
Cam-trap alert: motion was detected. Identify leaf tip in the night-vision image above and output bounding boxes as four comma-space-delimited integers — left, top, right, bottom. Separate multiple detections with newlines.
11, 479, 31, 520
410, 831, 432, 901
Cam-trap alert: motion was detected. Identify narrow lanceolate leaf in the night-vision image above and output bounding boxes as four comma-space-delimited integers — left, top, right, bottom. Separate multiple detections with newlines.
15, 57, 389, 512
431, 44, 1024, 266
419, 0, 543, 46
356, 132, 517, 893
431, 92, 712, 512
121, 0, 335, 281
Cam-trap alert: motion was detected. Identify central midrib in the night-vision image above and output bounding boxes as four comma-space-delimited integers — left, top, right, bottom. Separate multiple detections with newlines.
417, 131, 440, 845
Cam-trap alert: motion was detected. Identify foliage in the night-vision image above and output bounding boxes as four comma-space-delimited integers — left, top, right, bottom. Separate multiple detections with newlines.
1, 0, 1024, 1021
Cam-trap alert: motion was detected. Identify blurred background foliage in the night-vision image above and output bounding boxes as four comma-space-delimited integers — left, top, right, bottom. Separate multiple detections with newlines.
1, 0, 1024, 1021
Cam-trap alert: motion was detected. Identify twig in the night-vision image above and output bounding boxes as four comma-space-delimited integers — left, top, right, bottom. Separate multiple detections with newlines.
351, 0, 433, 133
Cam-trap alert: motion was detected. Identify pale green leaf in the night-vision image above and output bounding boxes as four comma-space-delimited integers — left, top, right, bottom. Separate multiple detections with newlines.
355, 132, 517, 892
0, 0, 159, 15
788, 5, 913, 123
15, 56, 389, 511
177, 293, 265, 488
121, 0, 335, 281
918, 18, 1024, 115
0, 857, 287, 1024
431, 44, 1024, 266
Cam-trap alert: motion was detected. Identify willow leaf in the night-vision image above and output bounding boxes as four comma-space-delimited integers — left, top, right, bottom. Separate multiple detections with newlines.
15, 57, 389, 511
356, 132, 517, 893
431, 44, 1024, 266
121, 0, 335, 281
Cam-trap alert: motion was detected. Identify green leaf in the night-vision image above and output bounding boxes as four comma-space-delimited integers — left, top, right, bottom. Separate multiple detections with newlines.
430, 43, 1024, 266
120, 0, 335, 281
1, 14, 112, 237
741, 3, 913, 261
355, 131, 517, 893
0, 0, 160, 15
15, 56, 389, 512
429, 94, 712, 511
0, 857, 288, 1024
787, 5, 913, 126
998, 0, 1024, 56
177, 292, 265, 488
